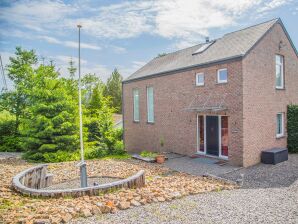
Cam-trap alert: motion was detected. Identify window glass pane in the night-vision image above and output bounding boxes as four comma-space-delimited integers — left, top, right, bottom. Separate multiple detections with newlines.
276, 64, 282, 86
199, 116, 204, 152
147, 87, 154, 122
221, 116, 228, 156
197, 74, 204, 85
276, 114, 282, 135
218, 69, 227, 82
275, 55, 284, 88
276, 55, 282, 64
133, 89, 139, 121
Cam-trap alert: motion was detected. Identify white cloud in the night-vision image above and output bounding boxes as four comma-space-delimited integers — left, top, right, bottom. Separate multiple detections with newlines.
258, 0, 292, 13
4, 32, 101, 51
37, 36, 61, 44
0, 0, 76, 31
64, 41, 101, 50
1, 0, 293, 49
37, 35, 101, 50
69, 1, 153, 39
69, 0, 287, 49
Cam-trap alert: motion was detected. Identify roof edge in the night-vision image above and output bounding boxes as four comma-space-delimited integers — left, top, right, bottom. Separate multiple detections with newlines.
243, 18, 298, 58
224, 18, 279, 37
123, 55, 243, 84
277, 19, 298, 57
243, 18, 278, 58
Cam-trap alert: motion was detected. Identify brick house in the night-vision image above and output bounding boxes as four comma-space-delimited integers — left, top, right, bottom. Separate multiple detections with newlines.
122, 18, 298, 167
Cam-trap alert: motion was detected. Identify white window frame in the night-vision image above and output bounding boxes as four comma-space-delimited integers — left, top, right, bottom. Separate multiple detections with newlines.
133, 89, 140, 122
196, 73, 204, 86
217, 68, 228, 84
147, 86, 154, 123
276, 112, 284, 138
275, 55, 284, 89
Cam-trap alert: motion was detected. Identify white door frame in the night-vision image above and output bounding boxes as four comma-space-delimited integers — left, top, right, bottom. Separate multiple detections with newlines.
196, 114, 228, 160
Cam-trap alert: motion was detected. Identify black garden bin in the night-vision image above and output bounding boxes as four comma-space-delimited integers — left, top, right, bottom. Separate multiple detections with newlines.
261, 148, 288, 165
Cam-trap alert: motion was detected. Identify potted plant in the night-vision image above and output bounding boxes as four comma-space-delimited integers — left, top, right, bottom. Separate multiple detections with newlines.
156, 137, 165, 164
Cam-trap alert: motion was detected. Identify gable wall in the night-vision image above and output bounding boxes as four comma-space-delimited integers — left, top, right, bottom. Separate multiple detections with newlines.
123, 59, 244, 166
242, 22, 298, 167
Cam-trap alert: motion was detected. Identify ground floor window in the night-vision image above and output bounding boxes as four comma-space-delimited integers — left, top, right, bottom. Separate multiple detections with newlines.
276, 113, 284, 138
221, 116, 229, 157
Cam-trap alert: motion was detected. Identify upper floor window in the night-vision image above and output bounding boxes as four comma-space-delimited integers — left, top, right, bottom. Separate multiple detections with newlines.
196, 73, 204, 86
147, 86, 154, 123
276, 113, 284, 138
275, 55, 284, 89
217, 68, 228, 83
133, 89, 139, 122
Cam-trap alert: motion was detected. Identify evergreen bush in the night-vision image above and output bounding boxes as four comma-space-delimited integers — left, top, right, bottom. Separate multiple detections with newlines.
287, 105, 298, 153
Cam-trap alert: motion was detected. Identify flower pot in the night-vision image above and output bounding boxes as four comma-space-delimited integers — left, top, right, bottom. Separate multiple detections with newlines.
156, 154, 165, 164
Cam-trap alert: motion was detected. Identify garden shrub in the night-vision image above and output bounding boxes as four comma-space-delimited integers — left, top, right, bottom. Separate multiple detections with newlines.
287, 105, 298, 153
0, 110, 22, 152
140, 151, 158, 158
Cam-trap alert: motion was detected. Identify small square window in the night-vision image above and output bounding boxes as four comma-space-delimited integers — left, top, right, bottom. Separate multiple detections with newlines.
217, 68, 228, 83
276, 113, 284, 138
196, 73, 204, 86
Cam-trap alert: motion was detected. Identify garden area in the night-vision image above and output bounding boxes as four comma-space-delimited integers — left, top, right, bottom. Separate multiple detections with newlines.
0, 156, 235, 223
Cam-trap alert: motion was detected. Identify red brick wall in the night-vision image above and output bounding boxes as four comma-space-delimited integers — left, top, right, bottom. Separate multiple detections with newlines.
242, 22, 298, 167
123, 60, 244, 166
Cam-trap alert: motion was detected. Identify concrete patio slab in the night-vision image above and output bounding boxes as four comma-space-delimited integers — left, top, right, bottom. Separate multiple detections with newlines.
163, 153, 240, 177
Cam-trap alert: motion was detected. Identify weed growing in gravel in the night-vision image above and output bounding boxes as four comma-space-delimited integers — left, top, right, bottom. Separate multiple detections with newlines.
146, 176, 154, 182
170, 204, 178, 209
0, 199, 13, 209
216, 187, 222, 192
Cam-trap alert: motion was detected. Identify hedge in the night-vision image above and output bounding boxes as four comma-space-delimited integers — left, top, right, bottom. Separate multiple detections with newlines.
287, 105, 298, 153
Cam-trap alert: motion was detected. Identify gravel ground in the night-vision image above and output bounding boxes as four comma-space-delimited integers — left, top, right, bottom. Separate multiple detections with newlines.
45, 176, 121, 190
219, 154, 298, 188
70, 155, 298, 224
71, 181, 298, 224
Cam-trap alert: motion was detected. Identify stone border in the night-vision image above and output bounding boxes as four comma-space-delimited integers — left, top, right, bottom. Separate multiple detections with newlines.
12, 164, 145, 198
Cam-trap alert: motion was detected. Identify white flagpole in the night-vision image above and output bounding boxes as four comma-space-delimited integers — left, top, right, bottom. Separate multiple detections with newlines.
77, 24, 87, 188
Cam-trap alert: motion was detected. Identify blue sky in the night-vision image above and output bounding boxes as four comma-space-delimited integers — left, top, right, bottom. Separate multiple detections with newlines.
0, 0, 298, 87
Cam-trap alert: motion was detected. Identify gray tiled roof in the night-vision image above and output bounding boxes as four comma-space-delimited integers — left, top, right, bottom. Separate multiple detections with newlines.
125, 18, 279, 82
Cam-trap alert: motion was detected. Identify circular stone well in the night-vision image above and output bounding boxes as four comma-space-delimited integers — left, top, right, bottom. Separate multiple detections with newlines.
12, 164, 145, 198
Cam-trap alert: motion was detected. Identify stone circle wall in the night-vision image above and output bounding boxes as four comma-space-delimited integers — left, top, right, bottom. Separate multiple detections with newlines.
12, 164, 145, 198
